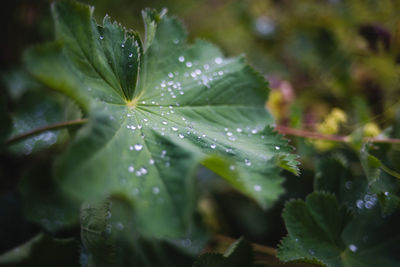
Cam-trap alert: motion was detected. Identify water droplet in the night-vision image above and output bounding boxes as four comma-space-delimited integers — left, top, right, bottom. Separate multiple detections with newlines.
168, 73, 174, 78
128, 166, 135, 172
121, 43, 125, 48
152, 187, 160, 194
236, 128, 243, 133
356, 200, 364, 209
254, 185, 262, 192
365, 201, 374, 209
162, 121, 168, 125
99, 36, 104, 40
308, 249, 315, 255
215, 57, 223, 64
129, 53, 133, 58
116, 223, 124, 231
210, 144, 216, 149
129, 146, 134, 151
139, 167, 148, 175
226, 132, 233, 137
275, 146, 280, 150
149, 159, 155, 165
229, 165, 235, 171
245, 159, 252, 166
178, 56, 185, 62
384, 191, 389, 196
349, 244, 357, 252
218, 71, 224, 76
186, 62, 193, 68
134, 144, 143, 151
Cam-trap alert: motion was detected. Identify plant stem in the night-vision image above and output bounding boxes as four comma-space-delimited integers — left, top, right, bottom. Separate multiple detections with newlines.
275, 125, 400, 144
6, 120, 400, 146
6, 118, 88, 145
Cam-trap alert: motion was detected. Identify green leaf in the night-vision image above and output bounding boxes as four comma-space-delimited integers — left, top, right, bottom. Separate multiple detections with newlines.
278, 192, 400, 267
18, 161, 80, 233
0, 233, 80, 267
7, 89, 75, 155
192, 237, 254, 267
25, 0, 297, 237
80, 198, 205, 267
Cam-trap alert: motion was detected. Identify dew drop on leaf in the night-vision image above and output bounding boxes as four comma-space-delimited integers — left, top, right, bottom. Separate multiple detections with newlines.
134, 144, 143, 151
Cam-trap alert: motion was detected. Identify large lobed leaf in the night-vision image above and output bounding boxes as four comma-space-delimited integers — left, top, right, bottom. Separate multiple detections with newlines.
25, 0, 298, 237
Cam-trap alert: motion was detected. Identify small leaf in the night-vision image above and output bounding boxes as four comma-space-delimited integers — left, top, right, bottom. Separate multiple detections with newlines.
25, 0, 298, 237
192, 237, 254, 267
0, 233, 80, 267
278, 192, 400, 267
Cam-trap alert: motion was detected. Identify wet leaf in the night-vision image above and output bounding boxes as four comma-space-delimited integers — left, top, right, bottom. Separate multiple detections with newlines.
25, 0, 298, 238
278, 192, 400, 267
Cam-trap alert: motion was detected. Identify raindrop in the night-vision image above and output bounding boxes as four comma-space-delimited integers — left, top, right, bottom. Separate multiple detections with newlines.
134, 144, 143, 151
171, 126, 178, 131
254, 185, 262, 192
128, 166, 134, 173
349, 244, 357, 252
384, 191, 389, 196
162, 121, 168, 125
121, 43, 125, 48
218, 71, 224, 76
99, 36, 104, 40
210, 144, 216, 149
149, 159, 155, 165
245, 159, 252, 166
139, 167, 148, 175
116, 223, 124, 231
168, 73, 174, 78
178, 56, 185, 62
215, 57, 223, 64
308, 249, 315, 255
356, 200, 364, 209
152, 187, 160, 195
236, 128, 243, 133
129, 53, 133, 58
275, 146, 280, 150
229, 165, 235, 171
186, 62, 193, 68
129, 146, 134, 151
226, 132, 233, 137
178, 133, 184, 139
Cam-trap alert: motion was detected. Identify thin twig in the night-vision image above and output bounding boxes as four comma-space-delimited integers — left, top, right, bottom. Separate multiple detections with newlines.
6, 118, 88, 145
275, 125, 400, 144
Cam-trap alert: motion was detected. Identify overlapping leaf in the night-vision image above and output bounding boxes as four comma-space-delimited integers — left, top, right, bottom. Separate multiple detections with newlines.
278, 155, 400, 267
25, 0, 297, 237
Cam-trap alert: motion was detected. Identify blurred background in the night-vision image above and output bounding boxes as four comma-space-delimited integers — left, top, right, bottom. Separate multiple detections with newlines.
1, 0, 400, 256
